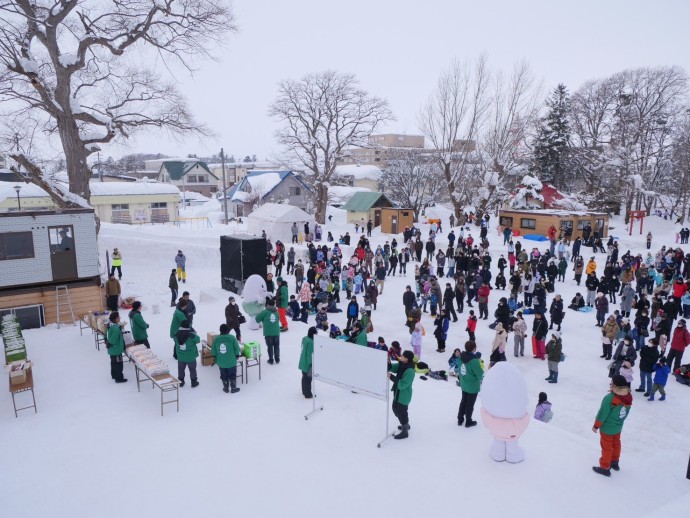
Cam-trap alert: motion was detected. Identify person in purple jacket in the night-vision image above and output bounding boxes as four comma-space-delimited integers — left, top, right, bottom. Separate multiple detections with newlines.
534, 392, 553, 423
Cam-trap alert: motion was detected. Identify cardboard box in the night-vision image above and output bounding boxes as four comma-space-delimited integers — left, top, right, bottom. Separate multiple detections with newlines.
6, 361, 31, 386
207, 332, 218, 346
201, 348, 215, 367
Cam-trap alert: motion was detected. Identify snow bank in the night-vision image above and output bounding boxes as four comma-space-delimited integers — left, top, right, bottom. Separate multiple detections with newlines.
335, 164, 382, 181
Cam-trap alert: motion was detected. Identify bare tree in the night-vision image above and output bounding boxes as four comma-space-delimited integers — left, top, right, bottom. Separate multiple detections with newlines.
269, 70, 393, 224
418, 56, 491, 221
670, 110, 690, 223
379, 148, 444, 221
473, 61, 541, 216
0, 0, 235, 206
569, 67, 688, 220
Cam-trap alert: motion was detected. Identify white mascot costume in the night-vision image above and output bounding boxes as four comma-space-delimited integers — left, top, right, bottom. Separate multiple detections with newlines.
480, 362, 530, 463
241, 275, 267, 331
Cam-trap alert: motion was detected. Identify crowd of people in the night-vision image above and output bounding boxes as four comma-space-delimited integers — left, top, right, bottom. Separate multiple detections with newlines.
102, 211, 690, 461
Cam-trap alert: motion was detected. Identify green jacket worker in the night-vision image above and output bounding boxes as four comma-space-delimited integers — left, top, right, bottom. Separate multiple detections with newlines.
106, 312, 127, 383
457, 340, 484, 428
389, 350, 416, 439
174, 320, 200, 388
255, 299, 281, 364
298, 327, 317, 398
211, 324, 242, 393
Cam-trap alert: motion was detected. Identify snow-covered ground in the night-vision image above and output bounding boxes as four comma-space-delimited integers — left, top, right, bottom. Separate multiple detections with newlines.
2, 209, 689, 517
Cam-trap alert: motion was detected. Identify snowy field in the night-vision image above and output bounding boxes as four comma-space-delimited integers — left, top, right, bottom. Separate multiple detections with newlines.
2, 207, 689, 517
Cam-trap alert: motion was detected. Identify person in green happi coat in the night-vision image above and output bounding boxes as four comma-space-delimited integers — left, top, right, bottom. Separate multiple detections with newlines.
298, 327, 317, 398
389, 350, 416, 439
106, 312, 127, 383
210, 324, 242, 394
174, 320, 200, 388
255, 299, 281, 364
128, 301, 150, 348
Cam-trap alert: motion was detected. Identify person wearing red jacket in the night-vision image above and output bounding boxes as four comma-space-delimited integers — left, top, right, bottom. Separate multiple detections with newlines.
466, 310, 478, 341
668, 319, 690, 371
477, 283, 492, 320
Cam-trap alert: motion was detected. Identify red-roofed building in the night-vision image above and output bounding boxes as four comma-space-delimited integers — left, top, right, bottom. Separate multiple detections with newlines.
540, 184, 565, 209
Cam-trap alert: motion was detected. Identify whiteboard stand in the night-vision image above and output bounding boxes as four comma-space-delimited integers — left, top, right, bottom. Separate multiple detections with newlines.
307, 336, 391, 447
305, 361, 324, 420
377, 378, 395, 448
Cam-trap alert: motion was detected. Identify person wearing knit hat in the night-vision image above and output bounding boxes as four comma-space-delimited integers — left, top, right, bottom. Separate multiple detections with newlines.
545, 331, 563, 383
388, 350, 416, 440
591, 374, 633, 477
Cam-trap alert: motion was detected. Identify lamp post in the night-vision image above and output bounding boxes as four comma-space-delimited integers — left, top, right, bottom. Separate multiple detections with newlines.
13, 185, 21, 210
220, 148, 229, 225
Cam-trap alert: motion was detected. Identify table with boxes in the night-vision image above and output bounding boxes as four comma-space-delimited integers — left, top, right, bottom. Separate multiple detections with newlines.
2, 314, 37, 417
204, 332, 262, 382
125, 344, 181, 416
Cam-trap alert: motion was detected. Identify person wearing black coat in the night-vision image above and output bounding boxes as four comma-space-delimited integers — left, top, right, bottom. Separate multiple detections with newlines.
655, 313, 672, 341
635, 338, 660, 395
497, 256, 507, 275
443, 283, 458, 322
663, 297, 679, 321
569, 293, 585, 311
571, 237, 581, 261
402, 286, 416, 318
346, 298, 360, 330
224, 297, 244, 342
549, 295, 564, 331
634, 312, 650, 350
494, 298, 511, 330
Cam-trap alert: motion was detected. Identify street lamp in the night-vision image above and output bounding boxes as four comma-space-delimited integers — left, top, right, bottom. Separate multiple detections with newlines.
13, 185, 21, 210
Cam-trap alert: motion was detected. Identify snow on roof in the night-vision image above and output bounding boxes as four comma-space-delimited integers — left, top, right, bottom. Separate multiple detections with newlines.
89, 181, 180, 196
247, 203, 315, 223
229, 171, 291, 202
328, 186, 371, 205
0, 182, 51, 202
179, 191, 209, 201
501, 208, 607, 216
335, 164, 382, 181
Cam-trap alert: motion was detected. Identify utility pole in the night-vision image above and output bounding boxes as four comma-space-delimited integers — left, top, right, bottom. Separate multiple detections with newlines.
98, 151, 102, 182
221, 148, 229, 225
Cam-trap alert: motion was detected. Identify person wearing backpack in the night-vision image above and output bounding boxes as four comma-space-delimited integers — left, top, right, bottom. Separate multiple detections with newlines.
533, 392, 552, 423
210, 324, 242, 394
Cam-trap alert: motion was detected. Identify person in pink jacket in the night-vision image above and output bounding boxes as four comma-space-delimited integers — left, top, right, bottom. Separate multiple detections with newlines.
410, 321, 423, 359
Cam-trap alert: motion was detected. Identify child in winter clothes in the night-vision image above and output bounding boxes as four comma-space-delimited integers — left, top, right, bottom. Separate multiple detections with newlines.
648, 357, 671, 401
288, 296, 301, 322
534, 392, 553, 423
410, 321, 423, 359
592, 374, 633, 476
619, 360, 634, 387
489, 322, 508, 368
466, 310, 478, 341
448, 348, 462, 376
388, 341, 402, 364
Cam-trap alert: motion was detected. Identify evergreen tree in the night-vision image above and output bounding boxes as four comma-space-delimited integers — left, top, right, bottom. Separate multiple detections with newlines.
532, 84, 571, 189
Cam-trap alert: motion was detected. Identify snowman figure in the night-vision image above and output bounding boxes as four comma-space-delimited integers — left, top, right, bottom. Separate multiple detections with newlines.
480, 362, 530, 463
241, 275, 267, 331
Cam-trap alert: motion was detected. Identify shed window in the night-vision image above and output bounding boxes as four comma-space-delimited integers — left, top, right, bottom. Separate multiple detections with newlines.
560, 220, 573, 229
151, 202, 167, 209
577, 220, 589, 230
520, 218, 536, 230
402, 211, 410, 217
500, 216, 513, 227
48, 226, 75, 251
0, 232, 35, 260
595, 218, 605, 228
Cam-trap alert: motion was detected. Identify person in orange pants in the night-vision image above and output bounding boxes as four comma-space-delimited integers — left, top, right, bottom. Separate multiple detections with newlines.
276, 277, 289, 331
592, 374, 633, 477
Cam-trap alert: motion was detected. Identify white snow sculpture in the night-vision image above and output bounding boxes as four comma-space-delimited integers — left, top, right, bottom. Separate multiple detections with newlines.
241, 275, 267, 331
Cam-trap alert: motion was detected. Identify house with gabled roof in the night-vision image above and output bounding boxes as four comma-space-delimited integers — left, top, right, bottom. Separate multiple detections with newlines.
156, 160, 219, 197
222, 170, 313, 218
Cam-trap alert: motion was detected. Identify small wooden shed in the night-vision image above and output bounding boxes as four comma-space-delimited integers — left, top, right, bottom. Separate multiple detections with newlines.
498, 209, 610, 240
379, 207, 415, 234
340, 192, 394, 225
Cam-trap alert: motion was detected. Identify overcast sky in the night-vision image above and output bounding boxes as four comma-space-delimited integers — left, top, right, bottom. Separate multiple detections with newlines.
109, 0, 690, 163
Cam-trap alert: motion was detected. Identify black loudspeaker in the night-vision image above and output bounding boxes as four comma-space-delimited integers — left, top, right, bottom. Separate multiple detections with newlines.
220, 235, 267, 293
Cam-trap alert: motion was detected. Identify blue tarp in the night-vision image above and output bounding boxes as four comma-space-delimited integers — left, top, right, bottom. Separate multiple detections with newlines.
523, 234, 550, 242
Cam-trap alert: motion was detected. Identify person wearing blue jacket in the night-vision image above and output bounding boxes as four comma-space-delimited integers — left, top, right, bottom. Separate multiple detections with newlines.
648, 358, 671, 401
433, 309, 450, 353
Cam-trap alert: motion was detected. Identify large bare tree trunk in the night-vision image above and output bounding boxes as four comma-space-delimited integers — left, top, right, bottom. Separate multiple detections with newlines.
315, 184, 328, 224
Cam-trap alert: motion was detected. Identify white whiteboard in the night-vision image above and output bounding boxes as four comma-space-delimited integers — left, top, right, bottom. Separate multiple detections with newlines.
313, 335, 389, 401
